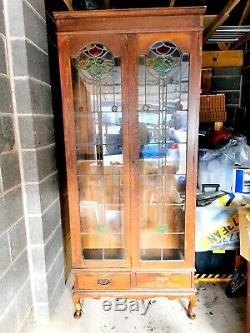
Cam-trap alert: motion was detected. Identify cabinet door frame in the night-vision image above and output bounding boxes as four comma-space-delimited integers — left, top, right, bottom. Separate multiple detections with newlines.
58, 33, 132, 268
129, 31, 202, 269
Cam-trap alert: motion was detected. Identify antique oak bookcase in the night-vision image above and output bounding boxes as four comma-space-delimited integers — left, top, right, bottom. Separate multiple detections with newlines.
53, 7, 204, 319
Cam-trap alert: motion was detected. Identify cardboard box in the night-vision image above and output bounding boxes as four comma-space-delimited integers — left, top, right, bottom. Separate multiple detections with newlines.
238, 206, 250, 261
196, 206, 239, 252
196, 193, 250, 252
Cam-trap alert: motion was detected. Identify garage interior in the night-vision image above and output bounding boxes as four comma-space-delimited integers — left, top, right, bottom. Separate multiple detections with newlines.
0, 0, 250, 333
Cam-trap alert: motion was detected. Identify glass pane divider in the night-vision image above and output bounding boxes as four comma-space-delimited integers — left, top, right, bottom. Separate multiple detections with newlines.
139, 232, 185, 234
80, 231, 123, 236
138, 110, 188, 114
74, 111, 123, 114
140, 203, 185, 206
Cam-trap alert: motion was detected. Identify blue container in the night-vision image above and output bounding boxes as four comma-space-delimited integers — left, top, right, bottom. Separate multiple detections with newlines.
234, 168, 250, 193
140, 144, 168, 159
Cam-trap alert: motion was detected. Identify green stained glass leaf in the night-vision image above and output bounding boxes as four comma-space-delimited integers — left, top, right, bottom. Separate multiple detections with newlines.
96, 224, 109, 233
77, 43, 114, 81
156, 224, 168, 234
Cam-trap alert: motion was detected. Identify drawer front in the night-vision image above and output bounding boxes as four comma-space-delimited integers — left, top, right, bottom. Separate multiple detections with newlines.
75, 272, 131, 290
135, 272, 191, 289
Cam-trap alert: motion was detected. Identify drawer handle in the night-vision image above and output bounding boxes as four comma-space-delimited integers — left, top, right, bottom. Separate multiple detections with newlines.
157, 276, 171, 283
98, 278, 111, 286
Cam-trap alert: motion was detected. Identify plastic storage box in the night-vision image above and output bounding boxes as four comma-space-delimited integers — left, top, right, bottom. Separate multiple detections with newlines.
198, 149, 235, 192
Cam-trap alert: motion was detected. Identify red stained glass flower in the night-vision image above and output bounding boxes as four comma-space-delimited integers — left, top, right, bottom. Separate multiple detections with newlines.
86, 44, 106, 58
155, 44, 171, 55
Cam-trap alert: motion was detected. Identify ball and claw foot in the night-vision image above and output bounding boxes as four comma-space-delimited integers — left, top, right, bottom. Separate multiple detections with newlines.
74, 303, 82, 319
187, 295, 197, 320
187, 311, 196, 320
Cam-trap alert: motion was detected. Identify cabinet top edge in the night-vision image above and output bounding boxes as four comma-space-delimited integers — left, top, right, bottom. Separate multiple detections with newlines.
53, 6, 206, 22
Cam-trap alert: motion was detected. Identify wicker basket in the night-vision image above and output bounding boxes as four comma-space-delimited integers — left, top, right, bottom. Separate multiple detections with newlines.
200, 94, 227, 123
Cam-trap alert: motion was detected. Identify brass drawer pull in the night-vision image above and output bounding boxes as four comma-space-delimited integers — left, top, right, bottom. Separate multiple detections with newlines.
156, 276, 171, 283
98, 278, 111, 286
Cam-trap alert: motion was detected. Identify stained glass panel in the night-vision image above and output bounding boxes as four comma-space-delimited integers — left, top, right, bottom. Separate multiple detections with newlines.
138, 40, 189, 261
146, 41, 181, 78
71, 43, 124, 261
77, 43, 114, 81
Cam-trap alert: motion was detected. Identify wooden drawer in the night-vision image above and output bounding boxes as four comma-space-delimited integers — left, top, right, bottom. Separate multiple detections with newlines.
135, 272, 191, 289
75, 272, 131, 290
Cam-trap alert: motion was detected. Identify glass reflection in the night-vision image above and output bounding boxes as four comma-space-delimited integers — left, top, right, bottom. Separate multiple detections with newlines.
71, 44, 124, 260
138, 42, 189, 261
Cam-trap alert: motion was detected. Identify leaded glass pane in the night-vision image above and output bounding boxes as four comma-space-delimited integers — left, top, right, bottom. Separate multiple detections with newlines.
138, 40, 189, 262
71, 43, 124, 261
77, 43, 114, 81
146, 41, 181, 78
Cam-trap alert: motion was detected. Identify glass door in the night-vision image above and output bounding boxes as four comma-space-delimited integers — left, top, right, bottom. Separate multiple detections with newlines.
130, 33, 194, 268
70, 36, 131, 267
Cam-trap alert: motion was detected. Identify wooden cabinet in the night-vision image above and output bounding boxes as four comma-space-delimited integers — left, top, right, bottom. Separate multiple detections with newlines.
54, 7, 205, 319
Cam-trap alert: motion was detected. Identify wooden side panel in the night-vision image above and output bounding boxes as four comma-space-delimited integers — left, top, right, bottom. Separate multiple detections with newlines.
61, 189, 72, 278
58, 35, 82, 268
184, 31, 203, 268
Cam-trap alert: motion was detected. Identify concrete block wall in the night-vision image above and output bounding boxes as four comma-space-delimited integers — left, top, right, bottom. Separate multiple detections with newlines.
0, 1, 32, 331
0, 0, 65, 329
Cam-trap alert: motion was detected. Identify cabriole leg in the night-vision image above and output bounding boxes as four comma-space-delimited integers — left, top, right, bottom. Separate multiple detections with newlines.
187, 294, 197, 320
73, 292, 82, 319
